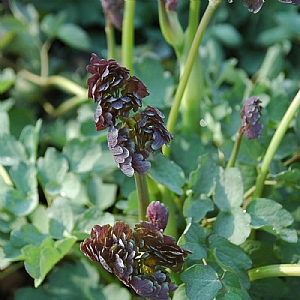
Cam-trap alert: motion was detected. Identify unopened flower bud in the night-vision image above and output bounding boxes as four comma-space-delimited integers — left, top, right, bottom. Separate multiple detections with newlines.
241, 96, 263, 140
146, 201, 169, 231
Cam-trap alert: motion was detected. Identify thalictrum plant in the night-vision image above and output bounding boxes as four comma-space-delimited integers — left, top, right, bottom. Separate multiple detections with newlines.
1, 1, 300, 299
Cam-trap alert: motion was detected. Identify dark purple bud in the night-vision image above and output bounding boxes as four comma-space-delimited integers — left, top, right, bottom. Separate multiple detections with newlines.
146, 201, 169, 231
130, 271, 177, 300
100, 0, 124, 30
241, 96, 263, 140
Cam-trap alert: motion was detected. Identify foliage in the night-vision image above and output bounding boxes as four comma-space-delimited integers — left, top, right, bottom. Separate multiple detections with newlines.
1, 0, 300, 299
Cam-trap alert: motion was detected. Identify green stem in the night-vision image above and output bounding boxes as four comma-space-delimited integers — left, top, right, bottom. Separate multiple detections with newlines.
134, 173, 150, 221
40, 40, 51, 79
162, 186, 177, 239
227, 127, 243, 168
0, 164, 13, 186
164, 0, 222, 156
121, 0, 135, 72
44, 95, 88, 118
19, 70, 86, 97
248, 264, 300, 281
252, 89, 300, 200
186, 0, 201, 47
0, 262, 23, 280
105, 21, 116, 59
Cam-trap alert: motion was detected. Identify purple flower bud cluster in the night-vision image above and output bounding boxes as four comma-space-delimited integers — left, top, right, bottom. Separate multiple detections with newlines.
80, 202, 190, 300
229, 0, 300, 13
87, 54, 173, 176
241, 96, 262, 140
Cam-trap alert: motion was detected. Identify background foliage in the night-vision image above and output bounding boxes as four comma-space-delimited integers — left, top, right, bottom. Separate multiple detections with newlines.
1, 0, 300, 299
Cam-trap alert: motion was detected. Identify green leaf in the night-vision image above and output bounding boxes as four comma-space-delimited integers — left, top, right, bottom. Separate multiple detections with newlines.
214, 208, 251, 245
172, 284, 189, 300
73, 207, 114, 239
47, 197, 74, 239
57, 23, 91, 51
274, 168, 300, 188
134, 54, 174, 108
214, 168, 244, 211
0, 134, 27, 166
0, 111, 10, 135
183, 194, 214, 223
181, 264, 222, 300
178, 222, 207, 261
149, 152, 185, 195
86, 174, 117, 210
22, 236, 76, 287
274, 240, 300, 263
29, 205, 49, 234
63, 138, 102, 173
218, 271, 251, 300
0, 67, 16, 93
246, 198, 297, 242
4, 162, 38, 216
209, 235, 252, 287
188, 154, 219, 197
60, 172, 82, 199
212, 24, 242, 48
0, 210, 26, 233
19, 119, 42, 163
37, 147, 69, 187
15, 259, 106, 299
40, 12, 66, 39
171, 134, 209, 176
10, 224, 49, 249
103, 283, 132, 300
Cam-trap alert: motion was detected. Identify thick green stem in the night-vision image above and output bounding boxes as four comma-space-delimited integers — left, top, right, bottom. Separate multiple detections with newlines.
252, 89, 300, 200
121, 0, 135, 72
105, 21, 116, 59
162, 187, 177, 239
248, 264, 300, 281
227, 127, 243, 168
134, 173, 150, 221
164, 0, 222, 156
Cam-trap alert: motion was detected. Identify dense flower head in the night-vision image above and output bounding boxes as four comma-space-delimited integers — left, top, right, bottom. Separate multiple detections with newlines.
136, 106, 173, 152
100, 0, 124, 30
146, 201, 169, 231
86, 54, 172, 176
228, 0, 300, 13
80, 222, 137, 286
131, 271, 177, 300
241, 96, 263, 140
80, 212, 190, 299
87, 54, 148, 131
